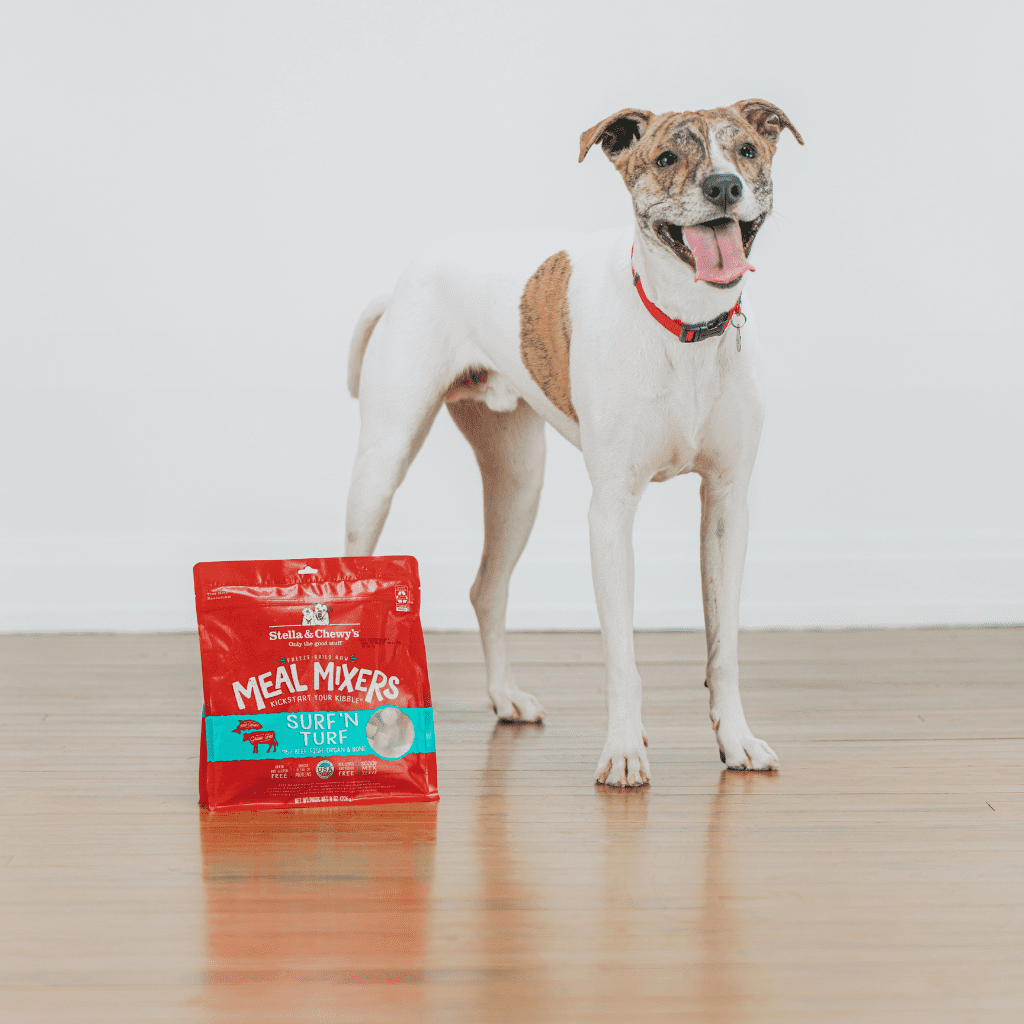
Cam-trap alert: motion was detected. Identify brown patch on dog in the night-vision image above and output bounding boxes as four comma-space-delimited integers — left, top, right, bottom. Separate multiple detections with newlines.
520, 251, 576, 422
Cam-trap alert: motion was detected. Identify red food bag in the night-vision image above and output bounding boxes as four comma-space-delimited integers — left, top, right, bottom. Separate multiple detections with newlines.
194, 557, 438, 811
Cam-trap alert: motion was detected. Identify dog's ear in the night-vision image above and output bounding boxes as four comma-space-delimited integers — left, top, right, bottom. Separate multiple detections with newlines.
732, 99, 804, 148
579, 108, 654, 164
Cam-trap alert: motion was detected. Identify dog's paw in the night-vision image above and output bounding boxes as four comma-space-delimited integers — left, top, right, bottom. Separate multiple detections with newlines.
490, 688, 545, 724
715, 723, 778, 771
595, 732, 650, 787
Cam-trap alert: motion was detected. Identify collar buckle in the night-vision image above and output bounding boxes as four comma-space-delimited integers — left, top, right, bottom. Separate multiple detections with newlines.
681, 310, 732, 344
682, 320, 728, 343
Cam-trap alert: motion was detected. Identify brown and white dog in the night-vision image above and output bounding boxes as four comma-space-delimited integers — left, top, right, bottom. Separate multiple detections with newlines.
345, 99, 803, 786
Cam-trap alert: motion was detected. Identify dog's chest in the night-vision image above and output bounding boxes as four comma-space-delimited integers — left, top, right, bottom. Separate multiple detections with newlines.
643, 345, 735, 478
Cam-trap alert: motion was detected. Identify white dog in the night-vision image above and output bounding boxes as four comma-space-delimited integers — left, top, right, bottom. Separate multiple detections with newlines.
345, 99, 802, 786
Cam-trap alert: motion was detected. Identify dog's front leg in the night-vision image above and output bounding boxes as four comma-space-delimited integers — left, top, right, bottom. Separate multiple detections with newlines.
589, 480, 650, 787
699, 473, 778, 770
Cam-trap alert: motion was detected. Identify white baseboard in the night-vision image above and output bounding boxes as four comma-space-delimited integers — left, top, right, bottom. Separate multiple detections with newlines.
1, 531, 1021, 633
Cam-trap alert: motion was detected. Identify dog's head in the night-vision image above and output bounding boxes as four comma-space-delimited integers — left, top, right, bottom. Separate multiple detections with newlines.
580, 100, 803, 288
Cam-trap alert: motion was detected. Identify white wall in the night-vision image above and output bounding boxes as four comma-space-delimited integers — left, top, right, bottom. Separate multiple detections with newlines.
2, 1, 1021, 632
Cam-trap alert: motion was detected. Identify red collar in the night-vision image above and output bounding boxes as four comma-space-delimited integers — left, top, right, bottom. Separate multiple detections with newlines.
630, 248, 742, 343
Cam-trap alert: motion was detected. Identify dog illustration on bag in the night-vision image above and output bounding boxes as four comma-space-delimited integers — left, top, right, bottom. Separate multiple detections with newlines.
301, 602, 332, 625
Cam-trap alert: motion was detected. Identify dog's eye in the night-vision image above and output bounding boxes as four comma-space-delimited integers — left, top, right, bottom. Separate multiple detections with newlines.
655, 151, 677, 168
739, 144, 757, 159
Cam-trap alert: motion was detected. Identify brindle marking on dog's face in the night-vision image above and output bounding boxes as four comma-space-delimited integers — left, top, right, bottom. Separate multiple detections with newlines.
519, 251, 576, 422
628, 108, 775, 273
579, 100, 802, 283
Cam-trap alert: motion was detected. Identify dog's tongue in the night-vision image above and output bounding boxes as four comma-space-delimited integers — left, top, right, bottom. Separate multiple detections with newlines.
682, 220, 755, 283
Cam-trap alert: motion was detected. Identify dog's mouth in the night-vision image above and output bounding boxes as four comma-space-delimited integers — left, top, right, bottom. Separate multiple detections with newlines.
655, 214, 765, 287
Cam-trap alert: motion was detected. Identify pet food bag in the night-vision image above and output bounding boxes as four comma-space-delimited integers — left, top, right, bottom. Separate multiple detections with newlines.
194, 557, 438, 811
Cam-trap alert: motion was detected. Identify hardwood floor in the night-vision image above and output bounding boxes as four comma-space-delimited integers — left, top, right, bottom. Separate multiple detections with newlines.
1, 628, 1021, 1022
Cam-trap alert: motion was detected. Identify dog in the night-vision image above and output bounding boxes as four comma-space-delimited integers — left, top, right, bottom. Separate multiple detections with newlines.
345, 99, 802, 786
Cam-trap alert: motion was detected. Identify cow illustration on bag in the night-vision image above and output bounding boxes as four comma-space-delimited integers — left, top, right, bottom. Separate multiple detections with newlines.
229, 720, 278, 753
242, 730, 278, 753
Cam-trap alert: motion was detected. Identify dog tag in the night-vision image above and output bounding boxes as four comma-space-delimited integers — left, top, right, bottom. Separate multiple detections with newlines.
732, 308, 746, 353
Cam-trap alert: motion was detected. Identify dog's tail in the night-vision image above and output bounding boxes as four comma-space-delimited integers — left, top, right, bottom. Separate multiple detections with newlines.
347, 294, 391, 398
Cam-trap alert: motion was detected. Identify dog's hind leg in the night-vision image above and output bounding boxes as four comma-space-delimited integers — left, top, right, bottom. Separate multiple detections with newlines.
448, 397, 547, 723
344, 308, 450, 557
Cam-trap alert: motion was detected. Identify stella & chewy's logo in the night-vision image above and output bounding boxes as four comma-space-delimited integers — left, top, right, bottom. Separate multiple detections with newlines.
231, 719, 279, 753
395, 587, 411, 612
267, 603, 360, 643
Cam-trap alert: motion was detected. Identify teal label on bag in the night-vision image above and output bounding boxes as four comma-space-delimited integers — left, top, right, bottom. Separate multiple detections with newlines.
205, 706, 435, 762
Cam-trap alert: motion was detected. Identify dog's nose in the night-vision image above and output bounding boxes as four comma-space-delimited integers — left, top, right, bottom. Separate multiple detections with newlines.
702, 173, 743, 211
